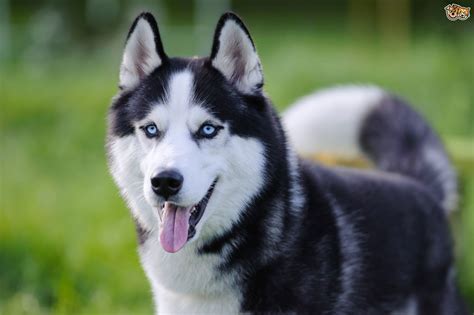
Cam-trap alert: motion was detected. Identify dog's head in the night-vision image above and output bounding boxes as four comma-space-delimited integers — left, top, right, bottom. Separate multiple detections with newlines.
445, 4, 458, 20
444, 4, 471, 20
458, 6, 471, 20
107, 12, 278, 253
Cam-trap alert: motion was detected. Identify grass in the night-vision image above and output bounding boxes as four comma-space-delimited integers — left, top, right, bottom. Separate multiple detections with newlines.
1, 23, 473, 314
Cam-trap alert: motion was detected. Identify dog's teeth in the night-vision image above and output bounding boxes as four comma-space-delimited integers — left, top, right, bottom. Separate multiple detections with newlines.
157, 207, 163, 222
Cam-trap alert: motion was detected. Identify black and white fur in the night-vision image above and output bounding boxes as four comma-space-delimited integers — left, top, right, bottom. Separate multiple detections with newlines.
107, 12, 468, 314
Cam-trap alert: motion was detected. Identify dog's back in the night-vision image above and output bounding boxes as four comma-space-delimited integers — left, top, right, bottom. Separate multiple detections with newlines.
282, 86, 467, 314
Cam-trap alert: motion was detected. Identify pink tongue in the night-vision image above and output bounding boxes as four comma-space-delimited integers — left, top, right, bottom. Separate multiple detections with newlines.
159, 202, 191, 253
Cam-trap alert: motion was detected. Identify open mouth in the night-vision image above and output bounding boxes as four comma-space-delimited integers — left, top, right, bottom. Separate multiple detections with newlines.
157, 179, 217, 253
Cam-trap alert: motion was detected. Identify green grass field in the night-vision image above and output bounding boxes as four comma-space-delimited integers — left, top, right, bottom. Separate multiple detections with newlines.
1, 24, 473, 314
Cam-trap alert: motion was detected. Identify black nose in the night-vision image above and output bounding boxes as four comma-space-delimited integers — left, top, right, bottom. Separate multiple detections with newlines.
151, 169, 183, 199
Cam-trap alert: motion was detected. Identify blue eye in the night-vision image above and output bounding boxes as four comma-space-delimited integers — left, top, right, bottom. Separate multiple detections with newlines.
142, 123, 159, 138
202, 125, 215, 135
198, 123, 221, 139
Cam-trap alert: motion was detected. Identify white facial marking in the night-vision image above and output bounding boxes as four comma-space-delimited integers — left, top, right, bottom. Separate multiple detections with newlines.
166, 70, 195, 115
135, 71, 217, 211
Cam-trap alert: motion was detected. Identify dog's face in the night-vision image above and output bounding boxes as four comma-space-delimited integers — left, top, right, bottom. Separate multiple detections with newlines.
445, 4, 471, 20
445, 4, 458, 20
458, 6, 471, 19
107, 13, 270, 253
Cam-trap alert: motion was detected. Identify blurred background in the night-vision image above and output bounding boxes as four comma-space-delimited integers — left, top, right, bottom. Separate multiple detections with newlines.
1, 0, 473, 314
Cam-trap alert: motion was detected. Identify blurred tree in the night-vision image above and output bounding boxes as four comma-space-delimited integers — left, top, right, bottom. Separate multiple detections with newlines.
348, 0, 375, 39
0, 0, 11, 62
377, 0, 410, 49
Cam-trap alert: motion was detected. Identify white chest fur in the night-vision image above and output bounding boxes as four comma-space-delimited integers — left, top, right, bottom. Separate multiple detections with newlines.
140, 233, 241, 314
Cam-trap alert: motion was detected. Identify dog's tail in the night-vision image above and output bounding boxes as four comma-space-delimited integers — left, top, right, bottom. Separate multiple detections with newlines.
282, 85, 457, 213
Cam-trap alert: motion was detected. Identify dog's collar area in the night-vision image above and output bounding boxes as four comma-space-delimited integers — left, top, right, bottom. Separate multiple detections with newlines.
188, 178, 218, 240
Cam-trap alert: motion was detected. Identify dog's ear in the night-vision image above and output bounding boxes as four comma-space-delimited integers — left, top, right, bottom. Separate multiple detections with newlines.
210, 12, 263, 95
119, 12, 167, 91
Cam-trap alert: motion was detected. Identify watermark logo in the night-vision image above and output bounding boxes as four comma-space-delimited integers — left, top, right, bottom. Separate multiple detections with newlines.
444, 3, 471, 21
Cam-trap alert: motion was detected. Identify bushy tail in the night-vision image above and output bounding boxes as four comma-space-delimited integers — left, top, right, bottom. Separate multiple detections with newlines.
283, 85, 458, 213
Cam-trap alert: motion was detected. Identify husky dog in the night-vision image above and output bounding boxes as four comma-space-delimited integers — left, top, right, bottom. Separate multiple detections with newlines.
106, 12, 468, 314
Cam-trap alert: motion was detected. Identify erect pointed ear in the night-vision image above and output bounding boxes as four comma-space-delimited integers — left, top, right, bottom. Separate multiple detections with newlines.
119, 12, 167, 91
210, 13, 263, 95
